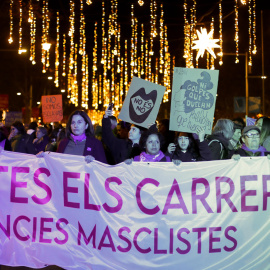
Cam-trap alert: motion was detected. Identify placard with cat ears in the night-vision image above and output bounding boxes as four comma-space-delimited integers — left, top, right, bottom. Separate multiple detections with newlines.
170, 67, 219, 135
118, 76, 166, 128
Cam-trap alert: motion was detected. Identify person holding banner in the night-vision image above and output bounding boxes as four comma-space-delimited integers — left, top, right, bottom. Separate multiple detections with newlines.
255, 116, 270, 151
207, 119, 234, 160
230, 125, 270, 159
127, 129, 171, 162
57, 110, 107, 163
102, 109, 146, 164
0, 130, 11, 151
167, 127, 212, 162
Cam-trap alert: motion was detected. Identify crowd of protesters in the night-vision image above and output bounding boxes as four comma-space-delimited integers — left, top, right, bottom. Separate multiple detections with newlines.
0, 111, 270, 270
1, 110, 270, 165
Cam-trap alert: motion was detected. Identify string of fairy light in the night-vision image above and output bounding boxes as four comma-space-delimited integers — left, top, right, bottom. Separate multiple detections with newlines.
184, 0, 257, 69
8, 0, 256, 123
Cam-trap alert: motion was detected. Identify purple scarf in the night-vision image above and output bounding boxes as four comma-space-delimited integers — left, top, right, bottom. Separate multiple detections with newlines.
138, 150, 165, 162
241, 144, 267, 156
70, 133, 87, 145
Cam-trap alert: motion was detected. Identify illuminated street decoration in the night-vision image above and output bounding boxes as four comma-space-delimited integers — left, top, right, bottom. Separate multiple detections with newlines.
138, 0, 144, 6
8, 0, 13, 44
62, 34, 66, 77
19, 0, 22, 52
248, 0, 252, 66
218, 0, 223, 65
41, 0, 50, 73
192, 27, 220, 60
150, 0, 157, 55
252, 0, 257, 55
210, 18, 215, 70
29, 0, 36, 65
8, 0, 257, 118
55, 12, 60, 88
235, 0, 239, 63
159, 4, 164, 74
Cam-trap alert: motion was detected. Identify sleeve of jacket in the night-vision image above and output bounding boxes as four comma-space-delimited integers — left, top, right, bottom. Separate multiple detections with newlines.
56, 138, 69, 153
102, 117, 126, 162
196, 140, 213, 161
91, 137, 107, 163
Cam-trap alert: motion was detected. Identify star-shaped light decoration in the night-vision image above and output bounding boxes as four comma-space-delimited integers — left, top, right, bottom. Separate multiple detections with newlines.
192, 27, 220, 60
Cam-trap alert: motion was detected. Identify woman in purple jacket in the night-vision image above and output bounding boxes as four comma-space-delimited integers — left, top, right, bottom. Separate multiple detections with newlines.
57, 110, 107, 163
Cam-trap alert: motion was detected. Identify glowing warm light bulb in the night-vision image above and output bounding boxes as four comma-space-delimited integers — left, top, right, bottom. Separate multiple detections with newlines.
42, 42, 51, 51
192, 28, 220, 60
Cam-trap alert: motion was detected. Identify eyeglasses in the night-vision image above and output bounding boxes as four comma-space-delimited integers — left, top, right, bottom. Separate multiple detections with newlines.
245, 133, 260, 138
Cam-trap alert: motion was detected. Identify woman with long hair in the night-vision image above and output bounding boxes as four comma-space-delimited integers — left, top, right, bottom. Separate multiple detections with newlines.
255, 116, 270, 151
57, 110, 107, 163
129, 130, 171, 162
8, 121, 35, 154
167, 127, 212, 163
207, 119, 234, 160
33, 126, 49, 153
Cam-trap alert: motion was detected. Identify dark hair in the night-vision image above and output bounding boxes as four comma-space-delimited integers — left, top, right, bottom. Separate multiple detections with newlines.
28, 121, 38, 130
37, 126, 48, 136
257, 117, 270, 145
66, 110, 94, 138
232, 117, 245, 128
131, 124, 147, 134
119, 121, 131, 130
49, 126, 62, 141
58, 128, 66, 142
139, 129, 164, 150
11, 121, 25, 135
233, 123, 243, 131
174, 132, 193, 151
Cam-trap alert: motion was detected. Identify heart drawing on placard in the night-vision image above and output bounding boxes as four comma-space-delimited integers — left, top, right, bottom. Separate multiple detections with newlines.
129, 87, 157, 123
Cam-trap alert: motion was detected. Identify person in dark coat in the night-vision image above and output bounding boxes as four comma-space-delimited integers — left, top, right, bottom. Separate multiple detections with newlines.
102, 109, 146, 164
230, 125, 270, 159
57, 110, 107, 163
207, 119, 234, 160
32, 126, 50, 153
158, 118, 176, 153
8, 121, 35, 154
167, 127, 212, 163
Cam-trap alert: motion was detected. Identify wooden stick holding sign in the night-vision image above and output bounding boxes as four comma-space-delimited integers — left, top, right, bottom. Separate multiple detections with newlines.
170, 67, 219, 135
118, 76, 166, 128
42, 95, 63, 123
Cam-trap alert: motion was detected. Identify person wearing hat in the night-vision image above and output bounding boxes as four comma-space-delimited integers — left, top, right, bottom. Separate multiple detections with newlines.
230, 125, 270, 159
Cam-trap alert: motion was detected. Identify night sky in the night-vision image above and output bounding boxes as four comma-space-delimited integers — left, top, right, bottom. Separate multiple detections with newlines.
0, 0, 269, 122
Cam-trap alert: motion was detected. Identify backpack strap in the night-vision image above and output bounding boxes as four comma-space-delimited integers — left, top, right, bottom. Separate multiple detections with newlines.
208, 139, 224, 155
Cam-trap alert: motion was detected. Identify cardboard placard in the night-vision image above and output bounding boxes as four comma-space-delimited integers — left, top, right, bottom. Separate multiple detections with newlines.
170, 67, 219, 135
42, 95, 63, 123
118, 77, 166, 128
5, 111, 22, 126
